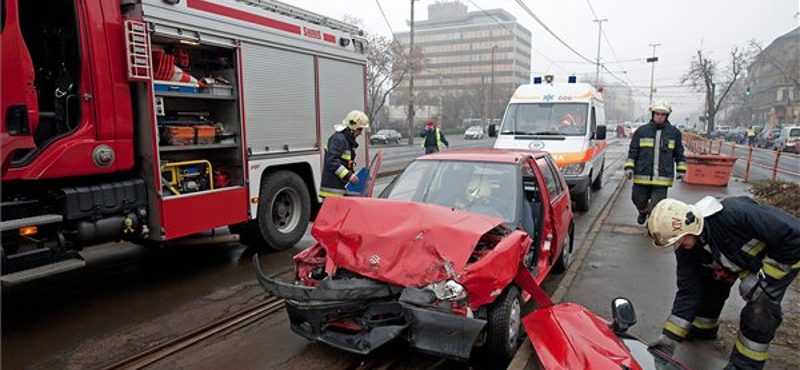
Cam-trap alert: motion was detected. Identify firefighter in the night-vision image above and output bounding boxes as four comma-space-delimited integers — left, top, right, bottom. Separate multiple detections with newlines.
420, 119, 449, 154
646, 197, 800, 370
319, 110, 369, 198
624, 101, 687, 225
746, 127, 757, 147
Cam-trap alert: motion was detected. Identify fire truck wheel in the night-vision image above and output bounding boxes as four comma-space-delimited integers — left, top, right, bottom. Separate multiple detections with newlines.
255, 171, 311, 251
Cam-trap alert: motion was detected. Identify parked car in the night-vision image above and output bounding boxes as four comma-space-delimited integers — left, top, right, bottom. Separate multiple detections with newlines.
726, 127, 747, 143
370, 129, 402, 145
463, 125, 485, 139
777, 126, 800, 153
254, 149, 575, 364
756, 128, 782, 149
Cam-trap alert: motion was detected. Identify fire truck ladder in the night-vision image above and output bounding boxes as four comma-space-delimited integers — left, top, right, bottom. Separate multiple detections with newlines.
231, 0, 364, 35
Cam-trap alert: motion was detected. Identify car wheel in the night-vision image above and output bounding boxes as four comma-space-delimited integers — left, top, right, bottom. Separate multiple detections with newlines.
553, 224, 574, 273
485, 285, 523, 366
591, 163, 604, 190
574, 187, 591, 212
244, 171, 311, 251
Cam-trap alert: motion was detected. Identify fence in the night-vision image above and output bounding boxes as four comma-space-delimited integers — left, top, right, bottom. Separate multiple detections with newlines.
683, 133, 800, 183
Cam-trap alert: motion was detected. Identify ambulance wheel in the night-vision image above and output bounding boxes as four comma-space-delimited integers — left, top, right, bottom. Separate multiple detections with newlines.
485, 285, 523, 366
591, 164, 604, 190
574, 188, 591, 212
254, 171, 310, 251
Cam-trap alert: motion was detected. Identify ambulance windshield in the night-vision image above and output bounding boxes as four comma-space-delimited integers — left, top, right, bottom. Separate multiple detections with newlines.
501, 103, 589, 136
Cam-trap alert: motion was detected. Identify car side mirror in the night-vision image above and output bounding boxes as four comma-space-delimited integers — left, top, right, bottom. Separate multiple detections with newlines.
611, 297, 637, 333
594, 125, 607, 140
488, 124, 497, 138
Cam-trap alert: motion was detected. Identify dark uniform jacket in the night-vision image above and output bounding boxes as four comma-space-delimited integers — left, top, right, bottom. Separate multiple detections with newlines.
664, 197, 800, 340
624, 121, 687, 186
320, 130, 357, 197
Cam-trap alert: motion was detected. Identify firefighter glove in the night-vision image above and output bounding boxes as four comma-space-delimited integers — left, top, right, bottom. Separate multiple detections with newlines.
648, 334, 677, 357
739, 270, 765, 302
625, 168, 633, 180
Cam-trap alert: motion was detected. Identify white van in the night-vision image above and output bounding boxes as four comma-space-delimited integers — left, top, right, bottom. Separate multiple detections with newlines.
493, 76, 607, 211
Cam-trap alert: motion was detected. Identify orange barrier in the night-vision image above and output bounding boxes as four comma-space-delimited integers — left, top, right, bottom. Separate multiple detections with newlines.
683, 153, 737, 186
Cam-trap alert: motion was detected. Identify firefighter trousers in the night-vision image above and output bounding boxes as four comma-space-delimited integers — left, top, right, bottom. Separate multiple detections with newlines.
725, 268, 799, 370
631, 184, 668, 216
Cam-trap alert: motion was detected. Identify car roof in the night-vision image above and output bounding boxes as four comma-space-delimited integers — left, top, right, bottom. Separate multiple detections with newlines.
418, 148, 546, 164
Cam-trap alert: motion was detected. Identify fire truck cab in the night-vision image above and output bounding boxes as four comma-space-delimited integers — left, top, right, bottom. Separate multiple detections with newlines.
0, 0, 368, 285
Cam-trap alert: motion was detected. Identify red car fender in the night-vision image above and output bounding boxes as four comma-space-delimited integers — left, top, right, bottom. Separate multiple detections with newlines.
457, 230, 530, 308
523, 303, 645, 370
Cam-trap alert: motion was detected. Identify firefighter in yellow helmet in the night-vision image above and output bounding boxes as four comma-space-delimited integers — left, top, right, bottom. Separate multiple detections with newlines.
646, 197, 800, 370
624, 101, 687, 225
319, 110, 369, 198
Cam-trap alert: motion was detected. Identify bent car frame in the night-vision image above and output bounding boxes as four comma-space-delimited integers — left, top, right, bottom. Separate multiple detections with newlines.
254, 149, 575, 363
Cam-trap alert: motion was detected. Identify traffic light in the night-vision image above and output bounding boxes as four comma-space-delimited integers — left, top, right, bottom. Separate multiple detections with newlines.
746, 87, 751, 96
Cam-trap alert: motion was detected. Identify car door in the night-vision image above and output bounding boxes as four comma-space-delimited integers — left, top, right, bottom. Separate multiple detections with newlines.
536, 156, 568, 264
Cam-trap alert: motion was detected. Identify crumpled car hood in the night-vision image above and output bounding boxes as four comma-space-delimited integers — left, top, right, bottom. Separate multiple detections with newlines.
523, 303, 644, 370
312, 197, 504, 287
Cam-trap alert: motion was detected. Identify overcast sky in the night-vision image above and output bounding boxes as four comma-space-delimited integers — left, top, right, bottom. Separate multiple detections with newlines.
287, 0, 799, 123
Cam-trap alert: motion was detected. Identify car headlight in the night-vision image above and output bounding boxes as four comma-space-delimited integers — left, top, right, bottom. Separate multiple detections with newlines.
561, 163, 585, 176
425, 280, 467, 301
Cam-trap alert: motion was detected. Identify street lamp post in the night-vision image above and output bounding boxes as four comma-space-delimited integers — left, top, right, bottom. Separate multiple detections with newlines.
490, 45, 497, 123
406, 0, 417, 145
593, 19, 607, 87
647, 43, 661, 107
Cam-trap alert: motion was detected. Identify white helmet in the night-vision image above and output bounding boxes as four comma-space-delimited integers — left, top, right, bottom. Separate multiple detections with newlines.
342, 110, 369, 131
649, 101, 673, 115
646, 198, 703, 252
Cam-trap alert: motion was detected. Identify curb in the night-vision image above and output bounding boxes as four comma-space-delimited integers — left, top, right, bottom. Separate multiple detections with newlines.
506, 176, 629, 370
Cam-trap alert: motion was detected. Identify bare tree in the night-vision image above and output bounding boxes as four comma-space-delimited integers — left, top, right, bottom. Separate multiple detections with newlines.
682, 43, 759, 133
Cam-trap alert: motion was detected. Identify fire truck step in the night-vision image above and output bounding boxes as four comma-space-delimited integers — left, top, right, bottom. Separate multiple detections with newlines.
1, 258, 86, 287
0, 214, 63, 232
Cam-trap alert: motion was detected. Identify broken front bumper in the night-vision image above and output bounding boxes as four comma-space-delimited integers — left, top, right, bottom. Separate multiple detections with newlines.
253, 256, 486, 361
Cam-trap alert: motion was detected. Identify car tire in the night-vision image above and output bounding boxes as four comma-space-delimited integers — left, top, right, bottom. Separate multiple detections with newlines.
243, 171, 311, 251
591, 163, 604, 190
384, 139, 389, 145
574, 187, 591, 212
553, 224, 574, 273
485, 285, 523, 366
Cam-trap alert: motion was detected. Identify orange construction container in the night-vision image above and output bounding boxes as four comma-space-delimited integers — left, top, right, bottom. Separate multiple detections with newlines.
683, 154, 737, 186
161, 126, 195, 146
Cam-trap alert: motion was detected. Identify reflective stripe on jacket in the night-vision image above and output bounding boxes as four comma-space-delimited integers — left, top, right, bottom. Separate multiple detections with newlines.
624, 121, 687, 187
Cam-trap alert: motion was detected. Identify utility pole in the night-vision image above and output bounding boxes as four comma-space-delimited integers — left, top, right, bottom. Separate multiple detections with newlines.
647, 43, 661, 107
490, 45, 497, 123
406, 0, 417, 145
438, 74, 443, 128
593, 19, 607, 87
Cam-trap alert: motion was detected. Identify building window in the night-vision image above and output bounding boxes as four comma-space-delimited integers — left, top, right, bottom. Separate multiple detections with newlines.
777, 88, 784, 102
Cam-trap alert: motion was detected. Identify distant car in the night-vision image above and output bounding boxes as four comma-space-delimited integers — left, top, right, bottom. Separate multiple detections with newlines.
463, 125, 485, 140
756, 129, 782, 149
255, 149, 575, 364
777, 126, 800, 153
370, 129, 402, 145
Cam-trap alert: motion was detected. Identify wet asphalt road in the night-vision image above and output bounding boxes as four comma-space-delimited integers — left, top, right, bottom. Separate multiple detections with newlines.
2, 137, 627, 370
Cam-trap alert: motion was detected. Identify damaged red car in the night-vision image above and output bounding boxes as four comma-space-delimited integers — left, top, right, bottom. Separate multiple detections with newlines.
254, 149, 575, 363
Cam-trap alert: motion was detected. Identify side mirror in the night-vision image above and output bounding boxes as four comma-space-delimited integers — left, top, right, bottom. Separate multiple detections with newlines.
611, 297, 637, 333
594, 125, 607, 140
488, 124, 497, 138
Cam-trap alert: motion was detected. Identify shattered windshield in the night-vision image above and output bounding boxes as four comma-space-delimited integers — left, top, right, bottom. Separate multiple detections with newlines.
501, 103, 589, 136
380, 160, 519, 223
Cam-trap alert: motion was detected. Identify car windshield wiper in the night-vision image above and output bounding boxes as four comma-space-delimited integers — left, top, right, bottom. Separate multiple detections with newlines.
527, 131, 565, 136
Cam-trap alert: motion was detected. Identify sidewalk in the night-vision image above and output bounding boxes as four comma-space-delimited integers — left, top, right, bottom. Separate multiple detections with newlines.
561, 179, 800, 369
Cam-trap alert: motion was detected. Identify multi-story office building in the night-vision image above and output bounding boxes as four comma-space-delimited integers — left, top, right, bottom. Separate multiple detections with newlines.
393, 1, 532, 124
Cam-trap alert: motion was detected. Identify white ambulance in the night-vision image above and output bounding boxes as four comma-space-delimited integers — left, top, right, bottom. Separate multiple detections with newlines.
493, 76, 607, 211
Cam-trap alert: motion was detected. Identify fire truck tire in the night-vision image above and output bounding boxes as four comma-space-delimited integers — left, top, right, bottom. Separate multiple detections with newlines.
255, 171, 311, 251
485, 285, 523, 366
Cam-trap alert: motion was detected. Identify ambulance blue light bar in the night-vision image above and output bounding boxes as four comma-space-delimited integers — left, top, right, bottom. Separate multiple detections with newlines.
568, 75, 577, 83
533, 76, 543, 84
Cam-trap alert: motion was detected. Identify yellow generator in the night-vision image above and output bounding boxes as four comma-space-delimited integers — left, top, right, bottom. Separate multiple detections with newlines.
161, 160, 214, 196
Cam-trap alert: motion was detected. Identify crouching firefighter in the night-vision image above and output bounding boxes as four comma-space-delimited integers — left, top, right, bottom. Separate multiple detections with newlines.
320, 110, 369, 198
624, 101, 687, 225
646, 197, 800, 370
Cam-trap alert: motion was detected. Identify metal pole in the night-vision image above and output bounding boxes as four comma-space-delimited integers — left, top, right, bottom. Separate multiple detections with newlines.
744, 146, 753, 182
772, 150, 781, 180
648, 43, 660, 107
490, 47, 495, 120
407, 0, 416, 146
594, 19, 607, 86
438, 74, 443, 127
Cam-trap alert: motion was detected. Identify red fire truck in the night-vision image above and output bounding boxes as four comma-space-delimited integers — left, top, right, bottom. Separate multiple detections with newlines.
0, 0, 369, 285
